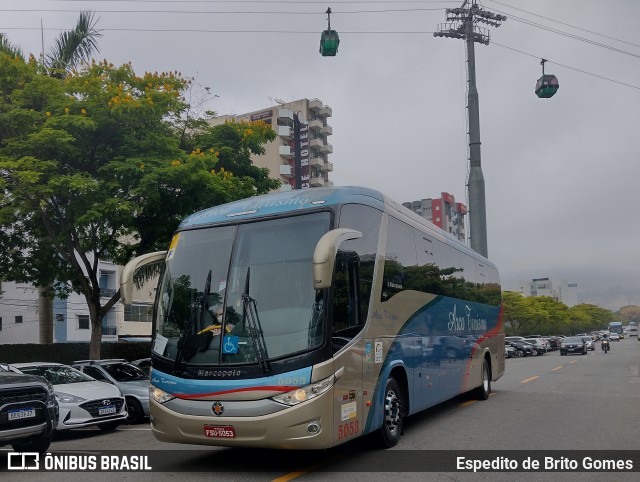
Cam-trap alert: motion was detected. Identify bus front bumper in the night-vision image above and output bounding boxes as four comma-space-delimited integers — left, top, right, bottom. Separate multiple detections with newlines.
149, 393, 334, 450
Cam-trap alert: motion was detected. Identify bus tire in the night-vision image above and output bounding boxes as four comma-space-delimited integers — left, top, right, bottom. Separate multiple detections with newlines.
473, 359, 491, 400
378, 377, 403, 448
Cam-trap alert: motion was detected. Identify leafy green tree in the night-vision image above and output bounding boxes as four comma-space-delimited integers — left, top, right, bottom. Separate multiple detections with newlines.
502, 291, 536, 335
0, 56, 279, 359
2, 11, 102, 343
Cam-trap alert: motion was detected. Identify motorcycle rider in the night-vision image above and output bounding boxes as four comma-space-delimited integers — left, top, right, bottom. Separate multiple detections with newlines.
601, 333, 610, 352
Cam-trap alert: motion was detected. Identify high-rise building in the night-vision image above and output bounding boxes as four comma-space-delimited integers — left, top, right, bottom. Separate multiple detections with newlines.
209, 98, 334, 190
403, 192, 467, 242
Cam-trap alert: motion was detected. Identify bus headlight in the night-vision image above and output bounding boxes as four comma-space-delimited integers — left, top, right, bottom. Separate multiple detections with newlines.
271, 375, 334, 406
150, 385, 175, 404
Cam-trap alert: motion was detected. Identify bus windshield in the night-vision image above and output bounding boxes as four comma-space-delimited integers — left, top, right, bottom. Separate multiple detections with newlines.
154, 212, 331, 368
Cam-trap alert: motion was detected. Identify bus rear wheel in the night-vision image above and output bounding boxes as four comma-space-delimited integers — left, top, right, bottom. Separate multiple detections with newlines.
378, 376, 402, 448
473, 359, 491, 400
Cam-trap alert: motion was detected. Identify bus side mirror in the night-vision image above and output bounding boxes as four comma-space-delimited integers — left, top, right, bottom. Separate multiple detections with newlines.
313, 229, 362, 289
120, 251, 167, 304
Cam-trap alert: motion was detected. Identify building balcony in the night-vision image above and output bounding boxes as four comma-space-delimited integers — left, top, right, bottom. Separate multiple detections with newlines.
319, 105, 332, 117
100, 288, 117, 298
279, 145, 293, 158
278, 125, 293, 139
308, 119, 323, 131
278, 108, 293, 122
320, 124, 332, 136
309, 99, 322, 111
280, 164, 293, 178
320, 142, 333, 154
310, 176, 325, 187
309, 138, 324, 149
309, 156, 325, 168
321, 161, 333, 172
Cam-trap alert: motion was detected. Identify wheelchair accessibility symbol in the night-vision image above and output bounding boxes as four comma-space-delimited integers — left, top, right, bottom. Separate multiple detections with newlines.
223, 335, 238, 354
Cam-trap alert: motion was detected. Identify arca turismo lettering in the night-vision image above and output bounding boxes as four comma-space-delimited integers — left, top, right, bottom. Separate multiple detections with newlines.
448, 305, 487, 332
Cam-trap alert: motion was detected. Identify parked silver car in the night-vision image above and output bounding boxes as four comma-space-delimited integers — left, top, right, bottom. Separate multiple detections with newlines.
72, 359, 149, 424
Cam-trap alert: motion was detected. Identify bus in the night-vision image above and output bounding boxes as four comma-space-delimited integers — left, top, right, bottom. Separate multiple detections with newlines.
608, 321, 624, 336
121, 186, 504, 449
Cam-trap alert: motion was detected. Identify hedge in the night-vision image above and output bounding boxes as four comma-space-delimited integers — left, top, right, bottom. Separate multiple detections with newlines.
1, 342, 152, 365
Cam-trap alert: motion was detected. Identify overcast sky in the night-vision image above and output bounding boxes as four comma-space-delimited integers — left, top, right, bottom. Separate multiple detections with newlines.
2, 0, 639, 310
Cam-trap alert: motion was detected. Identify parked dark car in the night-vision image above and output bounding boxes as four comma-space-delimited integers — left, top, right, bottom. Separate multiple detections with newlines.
0, 364, 59, 452
560, 336, 588, 356
506, 340, 534, 357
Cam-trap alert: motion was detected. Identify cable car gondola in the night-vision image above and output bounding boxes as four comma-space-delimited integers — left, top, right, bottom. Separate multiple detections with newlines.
535, 59, 559, 98
319, 8, 339, 56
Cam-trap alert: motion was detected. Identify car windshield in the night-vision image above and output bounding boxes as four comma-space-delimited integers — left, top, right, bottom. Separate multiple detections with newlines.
563, 337, 584, 343
154, 212, 331, 367
102, 363, 147, 381
19, 365, 94, 385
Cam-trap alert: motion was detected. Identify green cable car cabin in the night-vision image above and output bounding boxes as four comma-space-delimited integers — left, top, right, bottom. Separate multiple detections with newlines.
535, 74, 559, 98
320, 29, 340, 56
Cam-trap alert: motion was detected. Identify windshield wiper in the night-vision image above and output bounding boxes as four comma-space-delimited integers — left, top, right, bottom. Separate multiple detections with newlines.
174, 270, 212, 374
241, 267, 270, 373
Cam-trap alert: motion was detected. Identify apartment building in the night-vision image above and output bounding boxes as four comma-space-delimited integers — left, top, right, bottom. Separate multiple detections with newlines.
209, 98, 334, 190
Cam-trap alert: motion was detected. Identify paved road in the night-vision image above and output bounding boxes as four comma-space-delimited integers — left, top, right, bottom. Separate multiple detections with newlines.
3, 337, 639, 481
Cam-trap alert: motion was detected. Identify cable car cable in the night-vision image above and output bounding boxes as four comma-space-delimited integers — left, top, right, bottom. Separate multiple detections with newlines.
493, 41, 640, 91
488, 0, 640, 50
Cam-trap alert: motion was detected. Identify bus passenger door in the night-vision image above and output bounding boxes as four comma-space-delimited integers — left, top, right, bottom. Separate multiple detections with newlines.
331, 250, 364, 445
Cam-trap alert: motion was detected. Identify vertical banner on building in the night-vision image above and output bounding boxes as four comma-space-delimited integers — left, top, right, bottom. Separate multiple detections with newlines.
290, 119, 310, 189
299, 122, 310, 188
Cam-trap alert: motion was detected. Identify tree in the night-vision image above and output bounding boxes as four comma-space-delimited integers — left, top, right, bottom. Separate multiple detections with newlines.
1, 11, 102, 344
0, 56, 279, 359
617, 305, 640, 324
45, 11, 102, 77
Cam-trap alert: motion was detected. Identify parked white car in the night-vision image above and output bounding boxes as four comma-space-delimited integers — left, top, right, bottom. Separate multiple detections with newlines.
11, 362, 127, 431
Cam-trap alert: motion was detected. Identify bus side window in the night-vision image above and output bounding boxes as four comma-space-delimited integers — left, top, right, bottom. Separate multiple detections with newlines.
332, 250, 362, 352
333, 203, 382, 351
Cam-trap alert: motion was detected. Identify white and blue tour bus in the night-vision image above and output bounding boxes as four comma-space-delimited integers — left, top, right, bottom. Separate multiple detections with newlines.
121, 186, 504, 449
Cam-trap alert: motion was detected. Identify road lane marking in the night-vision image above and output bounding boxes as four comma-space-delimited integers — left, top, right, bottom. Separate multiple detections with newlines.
459, 400, 477, 407
569, 361, 577, 364
521, 376, 540, 384
551, 366, 563, 371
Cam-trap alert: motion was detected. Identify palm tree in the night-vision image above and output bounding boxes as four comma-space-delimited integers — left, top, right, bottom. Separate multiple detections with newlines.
45, 11, 102, 77
0, 33, 24, 60
1, 11, 102, 343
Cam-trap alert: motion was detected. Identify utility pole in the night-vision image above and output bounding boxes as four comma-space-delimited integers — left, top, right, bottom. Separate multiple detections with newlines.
434, 0, 505, 258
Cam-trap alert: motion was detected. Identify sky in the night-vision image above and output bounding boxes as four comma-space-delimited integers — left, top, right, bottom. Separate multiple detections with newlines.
2, 0, 639, 311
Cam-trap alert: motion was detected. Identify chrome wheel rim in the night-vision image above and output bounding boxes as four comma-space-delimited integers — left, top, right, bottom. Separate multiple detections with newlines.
383, 389, 401, 434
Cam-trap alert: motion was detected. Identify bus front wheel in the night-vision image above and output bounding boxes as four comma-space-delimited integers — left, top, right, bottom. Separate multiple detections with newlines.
379, 377, 403, 448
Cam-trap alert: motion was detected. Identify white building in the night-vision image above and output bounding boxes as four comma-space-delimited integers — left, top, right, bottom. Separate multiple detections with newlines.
518, 277, 579, 307
0, 258, 155, 345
